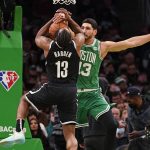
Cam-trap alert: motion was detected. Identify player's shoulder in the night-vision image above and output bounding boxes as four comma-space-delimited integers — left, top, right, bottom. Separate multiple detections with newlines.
100, 41, 108, 50
101, 40, 116, 52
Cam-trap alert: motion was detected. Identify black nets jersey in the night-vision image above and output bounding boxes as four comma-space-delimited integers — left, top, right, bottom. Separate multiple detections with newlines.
46, 40, 80, 86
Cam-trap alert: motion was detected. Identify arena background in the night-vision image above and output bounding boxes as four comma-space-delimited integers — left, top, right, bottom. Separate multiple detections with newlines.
0, 0, 150, 149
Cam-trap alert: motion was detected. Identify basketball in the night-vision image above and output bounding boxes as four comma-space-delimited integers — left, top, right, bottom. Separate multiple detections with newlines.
49, 21, 68, 39
49, 12, 68, 39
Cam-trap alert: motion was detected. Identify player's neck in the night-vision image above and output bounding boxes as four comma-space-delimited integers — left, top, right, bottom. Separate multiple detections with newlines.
85, 37, 95, 45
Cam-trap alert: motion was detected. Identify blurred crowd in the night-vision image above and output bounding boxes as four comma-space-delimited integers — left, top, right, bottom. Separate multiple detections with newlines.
4, 0, 150, 149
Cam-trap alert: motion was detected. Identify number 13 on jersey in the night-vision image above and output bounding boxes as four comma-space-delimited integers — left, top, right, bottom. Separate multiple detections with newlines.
55, 61, 68, 78
79, 62, 92, 77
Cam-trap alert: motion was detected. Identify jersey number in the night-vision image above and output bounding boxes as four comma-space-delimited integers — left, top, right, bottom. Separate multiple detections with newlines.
55, 61, 68, 78
79, 62, 91, 76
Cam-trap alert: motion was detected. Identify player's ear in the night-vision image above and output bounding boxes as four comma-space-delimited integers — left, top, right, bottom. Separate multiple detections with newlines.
93, 29, 97, 36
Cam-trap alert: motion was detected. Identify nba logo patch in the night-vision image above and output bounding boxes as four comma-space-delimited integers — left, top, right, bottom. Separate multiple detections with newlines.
0, 71, 19, 91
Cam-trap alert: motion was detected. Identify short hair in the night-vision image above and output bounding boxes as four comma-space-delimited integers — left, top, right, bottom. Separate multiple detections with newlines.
54, 28, 72, 49
82, 18, 98, 29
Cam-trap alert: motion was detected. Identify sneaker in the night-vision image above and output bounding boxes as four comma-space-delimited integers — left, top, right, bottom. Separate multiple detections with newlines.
0, 131, 25, 147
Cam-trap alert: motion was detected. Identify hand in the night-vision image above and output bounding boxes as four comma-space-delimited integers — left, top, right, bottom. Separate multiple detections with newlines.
118, 120, 126, 128
53, 13, 65, 24
128, 130, 143, 139
56, 8, 72, 20
56, 8, 72, 15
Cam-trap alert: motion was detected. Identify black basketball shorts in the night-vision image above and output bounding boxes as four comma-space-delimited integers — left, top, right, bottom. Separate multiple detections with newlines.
25, 83, 77, 125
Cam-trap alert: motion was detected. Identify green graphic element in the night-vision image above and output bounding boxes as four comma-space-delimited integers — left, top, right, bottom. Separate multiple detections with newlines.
0, 6, 43, 150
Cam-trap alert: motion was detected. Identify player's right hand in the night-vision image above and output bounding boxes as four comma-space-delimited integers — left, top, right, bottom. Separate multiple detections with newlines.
53, 13, 66, 23
56, 8, 72, 20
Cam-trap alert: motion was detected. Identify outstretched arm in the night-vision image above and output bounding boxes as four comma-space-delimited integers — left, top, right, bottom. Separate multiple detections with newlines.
104, 34, 150, 52
35, 14, 65, 56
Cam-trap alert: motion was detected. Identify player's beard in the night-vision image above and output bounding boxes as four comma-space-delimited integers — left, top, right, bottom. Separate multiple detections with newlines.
84, 34, 94, 41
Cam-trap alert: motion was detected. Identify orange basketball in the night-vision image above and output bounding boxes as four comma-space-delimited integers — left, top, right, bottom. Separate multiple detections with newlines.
49, 21, 68, 39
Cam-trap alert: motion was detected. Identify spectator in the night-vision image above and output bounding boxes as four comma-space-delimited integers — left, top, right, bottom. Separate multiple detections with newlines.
109, 84, 121, 102
127, 64, 139, 85
115, 76, 128, 93
29, 118, 50, 150
28, 109, 48, 138
123, 52, 135, 66
126, 86, 150, 150
111, 107, 129, 148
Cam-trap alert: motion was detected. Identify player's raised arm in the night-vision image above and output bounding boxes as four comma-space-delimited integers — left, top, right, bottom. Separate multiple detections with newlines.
35, 14, 65, 53
56, 8, 85, 56
35, 18, 54, 52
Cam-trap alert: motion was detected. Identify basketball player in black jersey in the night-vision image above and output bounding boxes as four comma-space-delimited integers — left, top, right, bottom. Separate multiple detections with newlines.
0, 9, 85, 150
